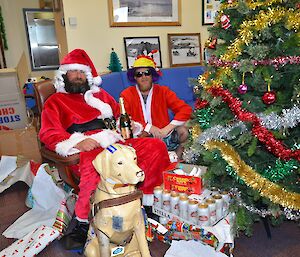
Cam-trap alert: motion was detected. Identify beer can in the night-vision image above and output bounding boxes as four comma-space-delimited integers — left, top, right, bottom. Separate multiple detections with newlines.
220, 190, 230, 215
162, 189, 171, 212
210, 187, 219, 196
179, 195, 188, 220
205, 198, 217, 224
188, 200, 199, 224
153, 186, 163, 208
213, 194, 223, 220
170, 191, 180, 215
197, 203, 210, 226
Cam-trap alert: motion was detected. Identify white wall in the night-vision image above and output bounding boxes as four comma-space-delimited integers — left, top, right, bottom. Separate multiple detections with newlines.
1, 0, 210, 77
0, 0, 54, 78
62, 0, 209, 73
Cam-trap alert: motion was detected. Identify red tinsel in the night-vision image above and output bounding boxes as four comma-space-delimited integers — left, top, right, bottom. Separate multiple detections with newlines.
208, 55, 300, 69
208, 86, 300, 162
195, 99, 209, 109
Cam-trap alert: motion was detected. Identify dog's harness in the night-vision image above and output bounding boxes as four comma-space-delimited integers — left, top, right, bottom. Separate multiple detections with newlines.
89, 189, 143, 221
89, 189, 143, 248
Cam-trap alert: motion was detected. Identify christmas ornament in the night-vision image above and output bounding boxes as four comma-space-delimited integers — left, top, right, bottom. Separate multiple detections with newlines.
194, 98, 209, 109
205, 37, 217, 50
237, 73, 248, 94
262, 92, 276, 105
238, 84, 248, 94
220, 14, 231, 29
262, 83, 276, 105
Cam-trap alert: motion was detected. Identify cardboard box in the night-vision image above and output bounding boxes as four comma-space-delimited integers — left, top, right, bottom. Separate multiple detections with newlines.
163, 163, 207, 195
0, 126, 42, 163
0, 53, 29, 129
0, 93, 28, 129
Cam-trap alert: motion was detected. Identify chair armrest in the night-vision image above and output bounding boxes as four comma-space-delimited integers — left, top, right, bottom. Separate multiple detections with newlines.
40, 146, 80, 166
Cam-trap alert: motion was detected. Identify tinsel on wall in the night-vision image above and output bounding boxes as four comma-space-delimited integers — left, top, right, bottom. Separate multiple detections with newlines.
185, 0, 300, 236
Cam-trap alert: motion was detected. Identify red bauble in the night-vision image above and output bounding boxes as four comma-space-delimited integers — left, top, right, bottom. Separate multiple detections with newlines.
262, 91, 276, 105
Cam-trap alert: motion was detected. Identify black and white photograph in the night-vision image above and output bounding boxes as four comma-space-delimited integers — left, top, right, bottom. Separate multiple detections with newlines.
168, 33, 202, 67
124, 37, 162, 69
202, 0, 221, 25
108, 0, 181, 26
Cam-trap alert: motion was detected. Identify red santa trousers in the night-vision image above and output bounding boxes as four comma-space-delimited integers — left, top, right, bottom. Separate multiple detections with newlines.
75, 137, 170, 220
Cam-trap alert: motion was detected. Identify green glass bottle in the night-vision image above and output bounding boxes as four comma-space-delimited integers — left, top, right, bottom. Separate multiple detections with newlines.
119, 97, 133, 139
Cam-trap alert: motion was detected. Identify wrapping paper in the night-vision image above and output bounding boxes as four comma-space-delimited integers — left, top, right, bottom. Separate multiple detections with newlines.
165, 240, 228, 257
0, 161, 34, 194
2, 164, 67, 239
0, 225, 59, 257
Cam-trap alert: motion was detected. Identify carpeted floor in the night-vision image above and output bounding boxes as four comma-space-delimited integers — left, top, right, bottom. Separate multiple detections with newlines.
1, 182, 299, 257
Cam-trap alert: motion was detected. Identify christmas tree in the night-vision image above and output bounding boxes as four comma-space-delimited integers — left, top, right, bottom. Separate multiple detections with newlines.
108, 48, 123, 72
185, 0, 300, 235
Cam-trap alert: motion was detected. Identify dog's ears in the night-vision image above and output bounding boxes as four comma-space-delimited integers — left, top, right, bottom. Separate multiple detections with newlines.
92, 151, 105, 174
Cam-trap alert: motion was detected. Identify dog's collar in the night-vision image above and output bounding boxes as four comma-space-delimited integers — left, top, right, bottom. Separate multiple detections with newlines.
89, 190, 143, 221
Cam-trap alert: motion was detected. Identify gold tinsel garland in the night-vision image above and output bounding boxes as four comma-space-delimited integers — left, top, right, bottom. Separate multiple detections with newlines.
200, 6, 300, 90
204, 140, 300, 210
219, 0, 285, 12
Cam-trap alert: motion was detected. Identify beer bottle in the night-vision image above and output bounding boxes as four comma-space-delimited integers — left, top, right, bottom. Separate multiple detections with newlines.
119, 97, 133, 139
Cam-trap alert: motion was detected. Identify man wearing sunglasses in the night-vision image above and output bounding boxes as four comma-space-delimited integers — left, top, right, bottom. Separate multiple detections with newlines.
121, 53, 192, 159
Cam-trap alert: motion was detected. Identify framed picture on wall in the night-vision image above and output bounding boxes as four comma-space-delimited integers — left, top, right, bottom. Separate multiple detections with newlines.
123, 36, 162, 69
168, 33, 202, 67
202, 0, 221, 25
108, 0, 181, 27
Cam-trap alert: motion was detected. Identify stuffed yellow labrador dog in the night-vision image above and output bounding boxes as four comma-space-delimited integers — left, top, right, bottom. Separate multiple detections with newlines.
84, 144, 151, 257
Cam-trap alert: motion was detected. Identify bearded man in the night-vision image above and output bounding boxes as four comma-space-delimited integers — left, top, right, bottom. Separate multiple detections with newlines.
39, 49, 170, 251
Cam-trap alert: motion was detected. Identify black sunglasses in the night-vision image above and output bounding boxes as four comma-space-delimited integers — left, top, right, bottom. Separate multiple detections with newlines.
134, 69, 152, 78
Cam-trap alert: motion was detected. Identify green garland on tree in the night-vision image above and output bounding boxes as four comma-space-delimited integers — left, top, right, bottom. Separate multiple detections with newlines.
0, 6, 8, 50
108, 48, 122, 72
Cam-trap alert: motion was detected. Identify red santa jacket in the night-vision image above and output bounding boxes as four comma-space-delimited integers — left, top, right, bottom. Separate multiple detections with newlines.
39, 90, 122, 157
120, 84, 192, 131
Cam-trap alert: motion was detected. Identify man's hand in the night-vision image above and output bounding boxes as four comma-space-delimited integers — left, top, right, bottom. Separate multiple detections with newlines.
149, 125, 163, 139
160, 124, 176, 138
75, 138, 100, 152
138, 131, 151, 138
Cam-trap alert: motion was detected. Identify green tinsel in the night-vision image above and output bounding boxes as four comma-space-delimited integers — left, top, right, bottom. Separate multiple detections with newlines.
262, 159, 299, 183
196, 107, 213, 129
0, 6, 8, 50
226, 165, 245, 185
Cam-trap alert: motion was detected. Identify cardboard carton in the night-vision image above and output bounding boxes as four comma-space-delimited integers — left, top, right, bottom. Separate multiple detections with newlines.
163, 163, 207, 195
0, 53, 29, 129
0, 126, 42, 163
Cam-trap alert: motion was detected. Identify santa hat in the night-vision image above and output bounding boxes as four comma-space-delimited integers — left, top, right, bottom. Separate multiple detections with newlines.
54, 49, 113, 118
127, 50, 162, 83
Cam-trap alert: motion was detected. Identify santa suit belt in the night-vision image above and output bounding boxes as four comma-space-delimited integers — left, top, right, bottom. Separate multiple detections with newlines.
67, 117, 116, 133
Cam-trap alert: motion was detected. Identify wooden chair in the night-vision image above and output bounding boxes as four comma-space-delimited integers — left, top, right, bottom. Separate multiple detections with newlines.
33, 79, 80, 192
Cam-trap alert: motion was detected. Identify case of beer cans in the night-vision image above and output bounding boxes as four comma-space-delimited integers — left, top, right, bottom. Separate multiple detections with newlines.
163, 163, 207, 195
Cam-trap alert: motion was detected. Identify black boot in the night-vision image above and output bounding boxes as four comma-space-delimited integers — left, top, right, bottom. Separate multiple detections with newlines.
61, 220, 89, 252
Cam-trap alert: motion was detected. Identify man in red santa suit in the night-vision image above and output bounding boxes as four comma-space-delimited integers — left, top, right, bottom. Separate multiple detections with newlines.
39, 49, 170, 251
120, 52, 192, 159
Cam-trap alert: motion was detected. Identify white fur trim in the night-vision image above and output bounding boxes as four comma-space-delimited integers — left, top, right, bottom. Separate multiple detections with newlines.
84, 89, 113, 119
145, 123, 152, 133
132, 121, 143, 137
93, 76, 102, 86
55, 132, 86, 156
170, 120, 186, 126
88, 130, 124, 148
53, 63, 102, 92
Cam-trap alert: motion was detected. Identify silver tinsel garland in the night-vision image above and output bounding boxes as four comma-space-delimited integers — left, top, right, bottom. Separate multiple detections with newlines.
231, 189, 300, 220
184, 105, 300, 162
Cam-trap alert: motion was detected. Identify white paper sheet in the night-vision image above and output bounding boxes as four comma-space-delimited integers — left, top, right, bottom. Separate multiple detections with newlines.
2, 164, 67, 239
164, 240, 228, 257
0, 161, 34, 193
0, 156, 17, 183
